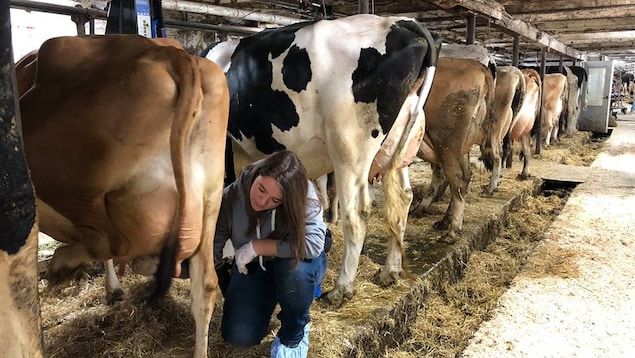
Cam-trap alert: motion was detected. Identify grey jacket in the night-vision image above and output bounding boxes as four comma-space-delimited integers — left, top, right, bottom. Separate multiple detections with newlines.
213, 168, 326, 266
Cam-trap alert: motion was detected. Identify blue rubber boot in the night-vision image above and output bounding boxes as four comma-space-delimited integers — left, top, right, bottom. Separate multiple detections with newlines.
270, 324, 310, 358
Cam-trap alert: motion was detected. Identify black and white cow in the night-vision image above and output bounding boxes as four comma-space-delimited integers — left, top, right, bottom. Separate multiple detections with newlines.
204, 14, 440, 306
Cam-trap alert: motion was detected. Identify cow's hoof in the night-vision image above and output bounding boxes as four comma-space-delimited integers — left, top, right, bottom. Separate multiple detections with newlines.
373, 269, 400, 287
481, 189, 495, 197
433, 218, 450, 231
106, 288, 125, 305
439, 232, 458, 245
322, 287, 353, 308
47, 263, 89, 286
517, 173, 530, 180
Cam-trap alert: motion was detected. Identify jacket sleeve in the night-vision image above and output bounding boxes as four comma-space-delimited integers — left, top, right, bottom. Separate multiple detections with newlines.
276, 181, 326, 259
213, 190, 233, 268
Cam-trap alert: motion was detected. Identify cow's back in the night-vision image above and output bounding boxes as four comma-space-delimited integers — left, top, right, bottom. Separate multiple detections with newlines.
20, 35, 228, 259
543, 73, 567, 109
216, 14, 437, 178
422, 57, 494, 160
510, 69, 541, 140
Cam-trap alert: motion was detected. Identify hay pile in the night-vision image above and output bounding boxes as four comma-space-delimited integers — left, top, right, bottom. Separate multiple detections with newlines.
381, 132, 605, 358
38, 131, 605, 358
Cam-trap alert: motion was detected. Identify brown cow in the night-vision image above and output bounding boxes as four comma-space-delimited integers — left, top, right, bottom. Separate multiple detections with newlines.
542, 73, 568, 146
482, 65, 525, 195
411, 55, 495, 240
18, 34, 229, 358
503, 68, 542, 179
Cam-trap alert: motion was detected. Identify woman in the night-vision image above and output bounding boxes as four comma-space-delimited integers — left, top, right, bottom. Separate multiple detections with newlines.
213, 150, 327, 357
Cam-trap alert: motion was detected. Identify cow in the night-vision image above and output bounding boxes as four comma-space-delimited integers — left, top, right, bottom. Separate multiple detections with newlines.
204, 14, 440, 307
1, 53, 44, 358
563, 65, 588, 136
482, 65, 525, 195
503, 68, 542, 179
541, 73, 568, 146
541, 65, 587, 137
15, 49, 38, 97
410, 48, 496, 240
18, 34, 229, 358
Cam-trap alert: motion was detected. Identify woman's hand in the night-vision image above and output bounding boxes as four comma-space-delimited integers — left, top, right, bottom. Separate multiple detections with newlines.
235, 241, 258, 274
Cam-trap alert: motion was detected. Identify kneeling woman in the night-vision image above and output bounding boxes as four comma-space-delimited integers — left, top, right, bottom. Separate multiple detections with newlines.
213, 150, 327, 357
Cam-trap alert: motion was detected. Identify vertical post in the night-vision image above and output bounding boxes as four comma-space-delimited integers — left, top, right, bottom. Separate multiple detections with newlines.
535, 47, 546, 155
512, 36, 519, 67
0, 2, 43, 356
70, 13, 88, 36
151, 0, 166, 37
105, 0, 137, 35
466, 14, 476, 44
358, 0, 369, 14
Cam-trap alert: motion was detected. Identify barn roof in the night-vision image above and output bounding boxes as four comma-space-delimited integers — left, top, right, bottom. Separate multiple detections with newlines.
11, 0, 635, 69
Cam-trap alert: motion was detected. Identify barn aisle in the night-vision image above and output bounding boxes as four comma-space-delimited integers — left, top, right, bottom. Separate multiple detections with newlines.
462, 114, 635, 357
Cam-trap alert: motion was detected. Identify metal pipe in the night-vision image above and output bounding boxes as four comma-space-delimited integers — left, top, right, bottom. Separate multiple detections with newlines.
161, 0, 302, 26
165, 18, 262, 35
9, 0, 269, 35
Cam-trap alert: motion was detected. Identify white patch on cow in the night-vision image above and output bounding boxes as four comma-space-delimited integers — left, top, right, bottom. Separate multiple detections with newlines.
265, 39, 386, 179
205, 40, 238, 72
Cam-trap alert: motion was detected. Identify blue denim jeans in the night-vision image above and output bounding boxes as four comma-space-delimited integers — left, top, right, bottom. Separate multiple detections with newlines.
221, 251, 327, 348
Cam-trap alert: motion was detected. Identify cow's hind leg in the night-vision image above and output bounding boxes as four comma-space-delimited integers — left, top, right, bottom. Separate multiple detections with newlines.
374, 166, 412, 286
517, 134, 532, 180
104, 259, 124, 303
502, 133, 513, 169
483, 141, 503, 196
410, 163, 447, 216
189, 197, 220, 358
324, 169, 371, 308
40, 199, 126, 301
189, 249, 217, 358
434, 154, 471, 242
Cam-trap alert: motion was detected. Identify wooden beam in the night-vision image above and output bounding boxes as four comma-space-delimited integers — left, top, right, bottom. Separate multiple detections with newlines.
536, 18, 635, 34
502, 0, 635, 13
515, 7, 635, 22
426, 0, 584, 59
559, 30, 635, 41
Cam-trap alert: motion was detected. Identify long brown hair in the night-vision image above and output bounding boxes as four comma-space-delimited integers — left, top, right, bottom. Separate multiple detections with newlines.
243, 150, 311, 264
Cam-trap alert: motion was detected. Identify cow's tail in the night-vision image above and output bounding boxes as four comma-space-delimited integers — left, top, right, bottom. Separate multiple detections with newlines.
384, 22, 440, 272
478, 62, 498, 171
558, 77, 570, 138
150, 48, 204, 304
523, 70, 543, 139
368, 21, 439, 179
508, 66, 527, 136
391, 21, 440, 170
224, 136, 236, 185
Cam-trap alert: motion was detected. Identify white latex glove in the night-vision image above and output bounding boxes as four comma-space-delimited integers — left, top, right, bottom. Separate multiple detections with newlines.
235, 241, 258, 274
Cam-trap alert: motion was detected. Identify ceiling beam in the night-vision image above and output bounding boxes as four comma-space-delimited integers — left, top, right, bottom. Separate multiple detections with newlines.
537, 18, 635, 34
557, 31, 635, 42
515, 7, 635, 22
424, 0, 584, 59
501, 0, 635, 13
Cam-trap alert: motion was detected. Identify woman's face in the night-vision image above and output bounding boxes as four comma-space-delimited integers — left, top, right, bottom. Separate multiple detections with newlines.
250, 175, 283, 212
